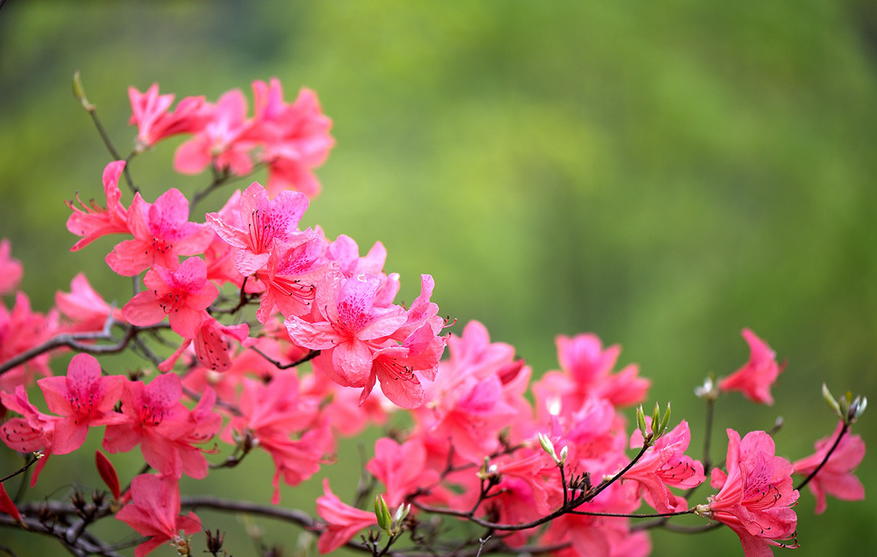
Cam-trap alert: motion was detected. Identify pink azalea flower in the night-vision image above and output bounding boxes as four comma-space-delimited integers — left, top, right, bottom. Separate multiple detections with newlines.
115, 473, 201, 557
365, 323, 445, 408
66, 160, 130, 252
122, 257, 218, 339
174, 89, 255, 176
792, 421, 865, 514
55, 272, 123, 332
541, 485, 650, 557
415, 321, 523, 463
37, 353, 127, 455
206, 182, 310, 276
315, 478, 378, 554
325, 234, 387, 277
251, 233, 325, 323
103, 373, 214, 479
0, 385, 59, 486
366, 437, 438, 509
106, 188, 213, 276
226, 371, 329, 503
701, 429, 799, 557
718, 329, 785, 405
128, 84, 208, 149
285, 272, 407, 390
624, 420, 705, 513
533, 333, 649, 417
0, 292, 55, 394
250, 81, 334, 198
0, 238, 23, 295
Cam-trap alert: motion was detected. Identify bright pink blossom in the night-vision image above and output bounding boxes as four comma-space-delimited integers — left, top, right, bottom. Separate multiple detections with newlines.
0, 385, 58, 486
128, 84, 208, 149
285, 272, 407, 390
0, 238, 23, 294
106, 188, 213, 276
251, 233, 325, 323
366, 323, 445, 408
174, 89, 255, 176
0, 292, 55, 394
226, 371, 329, 503
103, 373, 217, 479
37, 353, 127, 455
533, 333, 649, 418
315, 478, 378, 554
206, 182, 310, 276
367, 437, 438, 509
122, 257, 218, 339
66, 161, 130, 252
792, 421, 865, 514
115, 473, 201, 557
251, 80, 335, 198
624, 420, 705, 513
55, 273, 122, 332
702, 429, 799, 557
719, 329, 785, 405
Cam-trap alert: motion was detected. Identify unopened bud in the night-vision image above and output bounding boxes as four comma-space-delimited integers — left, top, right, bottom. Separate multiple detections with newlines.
538, 432, 559, 463
695, 376, 718, 400
394, 503, 411, 525
72, 71, 94, 111
374, 494, 392, 533
635, 405, 649, 440
849, 395, 867, 424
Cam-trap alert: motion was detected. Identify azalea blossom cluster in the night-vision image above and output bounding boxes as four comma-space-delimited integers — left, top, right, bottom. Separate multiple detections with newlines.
0, 78, 867, 557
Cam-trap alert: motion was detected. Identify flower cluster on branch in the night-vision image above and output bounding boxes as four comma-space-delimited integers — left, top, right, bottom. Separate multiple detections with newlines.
0, 76, 867, 557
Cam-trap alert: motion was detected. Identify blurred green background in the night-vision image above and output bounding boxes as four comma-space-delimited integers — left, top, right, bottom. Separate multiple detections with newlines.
1, 1, 875, 556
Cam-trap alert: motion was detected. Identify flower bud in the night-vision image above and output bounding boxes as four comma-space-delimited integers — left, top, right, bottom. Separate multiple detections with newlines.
374, 494, 392, 534
538, 432, 560, 464
72, 71, 94, 111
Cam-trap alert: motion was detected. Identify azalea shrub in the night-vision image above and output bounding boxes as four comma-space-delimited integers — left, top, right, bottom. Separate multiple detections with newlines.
0, 76, 867, 557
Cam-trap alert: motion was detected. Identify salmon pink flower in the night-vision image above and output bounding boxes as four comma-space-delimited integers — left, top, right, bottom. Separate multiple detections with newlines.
251, 233, 325, 323
106, 188, 213, 276
366, 437, 438, 509
0, 238, 23, 295
250, 80, 334, 198
533, 333, 649, 418
315, 478, 378, 554
792, 421, 865, 514
115, 473, 201, 557
699, 429, 799, 557
54, 272, 122, 332
719, 329, 785, 405
103, 373, 216, 479
206, 182, 310, 276
366, 323, 445, 408
625, 420, 705, 513
0, 292, 55, 394
37, 353, 127, 455
0, 385, 58, 486
66, 160, 130, 252
225, 371, 329, 503
128, 84, 208, 149
285, 272, 407, 391
122, 257, 218, 339
174, 89, 255, 176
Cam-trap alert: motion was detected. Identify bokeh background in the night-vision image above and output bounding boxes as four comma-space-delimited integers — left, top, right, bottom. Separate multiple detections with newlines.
1, 1, 875, 556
